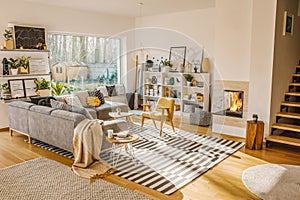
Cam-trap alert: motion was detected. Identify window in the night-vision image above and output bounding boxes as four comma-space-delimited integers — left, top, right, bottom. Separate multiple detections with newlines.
48, 33, 121, 90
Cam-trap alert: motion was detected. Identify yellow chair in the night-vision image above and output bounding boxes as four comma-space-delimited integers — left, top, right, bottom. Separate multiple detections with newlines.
141, 97, 175, 136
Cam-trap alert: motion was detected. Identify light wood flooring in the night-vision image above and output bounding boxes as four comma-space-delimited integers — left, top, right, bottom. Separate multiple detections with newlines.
1, 115, 300, 200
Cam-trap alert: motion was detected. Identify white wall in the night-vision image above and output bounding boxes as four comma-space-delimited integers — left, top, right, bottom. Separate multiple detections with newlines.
135, 8, 215, 57
248, 0, 277, 135
214, 0, 252, 81
0, 0, 135, 37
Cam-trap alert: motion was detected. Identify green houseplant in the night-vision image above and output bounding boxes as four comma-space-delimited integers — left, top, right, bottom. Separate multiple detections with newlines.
51, 81, 66, 96
34, 78, 51, 96
7, 58, 19, 75
1, 83, 11, 99
3, 29, 14, 49
19, 56, 30, 74
162, 59, 173, 73
184, 74, 194, 86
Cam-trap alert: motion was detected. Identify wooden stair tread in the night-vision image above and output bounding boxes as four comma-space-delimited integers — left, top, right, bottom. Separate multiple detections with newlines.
289, 83, 300, 86
285, 92, 300, 96
266, 135, 300, 147
277, 112, 300, 119
272, 123, 300, 132
292, 73, 300, 77
281, 101, 300, 107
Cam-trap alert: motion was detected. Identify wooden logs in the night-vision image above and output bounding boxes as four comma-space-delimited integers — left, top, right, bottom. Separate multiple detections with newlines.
246, 120, 264, 150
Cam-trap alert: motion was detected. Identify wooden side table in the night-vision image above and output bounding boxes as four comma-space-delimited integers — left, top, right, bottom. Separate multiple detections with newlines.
106, 135, 139, 168
246, 120, 264, 150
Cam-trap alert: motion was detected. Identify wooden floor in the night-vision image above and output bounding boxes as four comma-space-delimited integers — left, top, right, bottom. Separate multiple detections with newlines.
1, 115, 300, 200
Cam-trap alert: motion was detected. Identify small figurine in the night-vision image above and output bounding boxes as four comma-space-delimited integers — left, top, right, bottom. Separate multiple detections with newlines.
2, 58, 9, 75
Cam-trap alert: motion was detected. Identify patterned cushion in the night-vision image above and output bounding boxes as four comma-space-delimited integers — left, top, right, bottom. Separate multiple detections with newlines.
50, 99, 93, 119
50, 99, 68, 110
64, 95, 83, 107
98, 87, 108, 97
106, 85, 117, 97
88, 90, 105, 104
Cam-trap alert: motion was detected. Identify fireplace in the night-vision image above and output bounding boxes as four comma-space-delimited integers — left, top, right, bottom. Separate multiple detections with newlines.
224, 90, 244, 118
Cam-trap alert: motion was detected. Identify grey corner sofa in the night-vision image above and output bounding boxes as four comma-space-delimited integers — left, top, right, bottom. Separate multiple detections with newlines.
8, 100, 128, 152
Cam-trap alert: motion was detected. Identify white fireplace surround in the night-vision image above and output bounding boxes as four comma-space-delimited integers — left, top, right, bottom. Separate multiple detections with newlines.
212, 80, 249, 138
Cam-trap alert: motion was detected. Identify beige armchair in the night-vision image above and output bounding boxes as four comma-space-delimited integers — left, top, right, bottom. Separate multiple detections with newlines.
141, 97, 175, 136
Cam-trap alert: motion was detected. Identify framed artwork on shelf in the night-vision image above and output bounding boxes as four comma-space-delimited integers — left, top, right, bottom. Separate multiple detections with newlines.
8, 79, 25, 98
282, 11, 294, 36
169, 46, 186, 72
24, 79, 37, 97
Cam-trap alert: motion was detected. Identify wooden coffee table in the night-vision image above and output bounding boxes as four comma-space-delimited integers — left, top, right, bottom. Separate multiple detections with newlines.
106, 134, 139, 168
109, 112, 134, 127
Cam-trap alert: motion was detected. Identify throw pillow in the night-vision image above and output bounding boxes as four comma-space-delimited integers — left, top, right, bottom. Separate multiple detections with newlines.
88, 90, 105, 104
50, 99, 68, 110
64, 95, 83, 107
73, 91, 89, 107
106, 85, 117, 97
86, 96, 101, 107
98, 87, 108, 97
115, 85, 125, 95
67, 105, 93, 120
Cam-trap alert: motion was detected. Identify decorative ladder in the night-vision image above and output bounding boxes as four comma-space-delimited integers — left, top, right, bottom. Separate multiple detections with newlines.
266, 66, 300, 147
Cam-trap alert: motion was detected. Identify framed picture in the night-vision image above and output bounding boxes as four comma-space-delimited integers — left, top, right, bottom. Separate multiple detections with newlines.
8, 79, 25, 98
9, 23, 47, 49
23, 79, 37, 97
169, 46, 186, 72
283, 11, 294, 36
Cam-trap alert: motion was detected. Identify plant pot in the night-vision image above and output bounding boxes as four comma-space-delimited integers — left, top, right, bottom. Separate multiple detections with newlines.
10, 68, 18, 75
186, 81, 191, 86
37, 89, 51, 97
19, 66, 29, 74
4, 40, 14, 49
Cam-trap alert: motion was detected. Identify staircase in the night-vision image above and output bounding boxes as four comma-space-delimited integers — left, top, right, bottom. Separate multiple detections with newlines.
266, 66, 300, 147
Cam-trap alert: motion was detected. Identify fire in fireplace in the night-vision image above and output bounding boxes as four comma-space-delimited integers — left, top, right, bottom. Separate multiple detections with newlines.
224, 90, 244, 118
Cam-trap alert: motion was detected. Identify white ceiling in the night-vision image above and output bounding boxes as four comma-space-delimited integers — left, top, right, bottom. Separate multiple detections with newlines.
22, 0, 215, 17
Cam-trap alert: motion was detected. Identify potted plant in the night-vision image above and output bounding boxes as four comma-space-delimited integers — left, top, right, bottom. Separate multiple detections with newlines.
18, 56, 30, 74
7, 58, 19, 75
51, 81, 66, 96
34, 78, 51, 96
162, 59, 173, 73
3, 29, 14, 49
184, 74, 194, 86
1, 83, 11, 99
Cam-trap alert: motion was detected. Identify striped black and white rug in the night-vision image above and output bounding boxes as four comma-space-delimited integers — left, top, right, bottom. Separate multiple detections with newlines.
27, 123, 244, 195
100, 123, 244, 195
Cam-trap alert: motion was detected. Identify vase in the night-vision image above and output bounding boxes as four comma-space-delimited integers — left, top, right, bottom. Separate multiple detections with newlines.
202, 58, 210, 73
10, 68, 18, 75
37, 89, 51, 97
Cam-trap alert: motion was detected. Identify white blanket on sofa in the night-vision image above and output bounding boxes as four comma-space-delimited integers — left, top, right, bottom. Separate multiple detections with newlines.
72, 119, 112, 181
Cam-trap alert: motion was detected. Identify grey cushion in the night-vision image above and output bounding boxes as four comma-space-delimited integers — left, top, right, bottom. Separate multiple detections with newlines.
50, 99, 68, 110
66, 105, 93, 120
106, 85, 117, 97
73, 91, 89, 107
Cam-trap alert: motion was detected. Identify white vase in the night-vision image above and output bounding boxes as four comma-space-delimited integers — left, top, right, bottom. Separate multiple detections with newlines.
10, 68, 18, 75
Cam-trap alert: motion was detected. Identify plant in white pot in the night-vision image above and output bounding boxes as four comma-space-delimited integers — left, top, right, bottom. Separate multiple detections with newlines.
18, 56, 30, 74
162, 59, 173, 73
34, 78, 51, 97
3, 29, 14, 49
184, 74, 194, 86
8, 58, 19, 75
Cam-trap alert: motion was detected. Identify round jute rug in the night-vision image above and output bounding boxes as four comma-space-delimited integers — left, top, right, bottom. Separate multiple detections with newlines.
242, 164, 300, 200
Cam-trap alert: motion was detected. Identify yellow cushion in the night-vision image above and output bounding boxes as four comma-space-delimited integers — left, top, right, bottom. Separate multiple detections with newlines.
86, 97, 101, 107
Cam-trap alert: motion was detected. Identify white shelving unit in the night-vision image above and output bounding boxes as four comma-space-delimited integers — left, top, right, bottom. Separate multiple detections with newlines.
0, 49, 51, 128
143, 71, 210, 113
